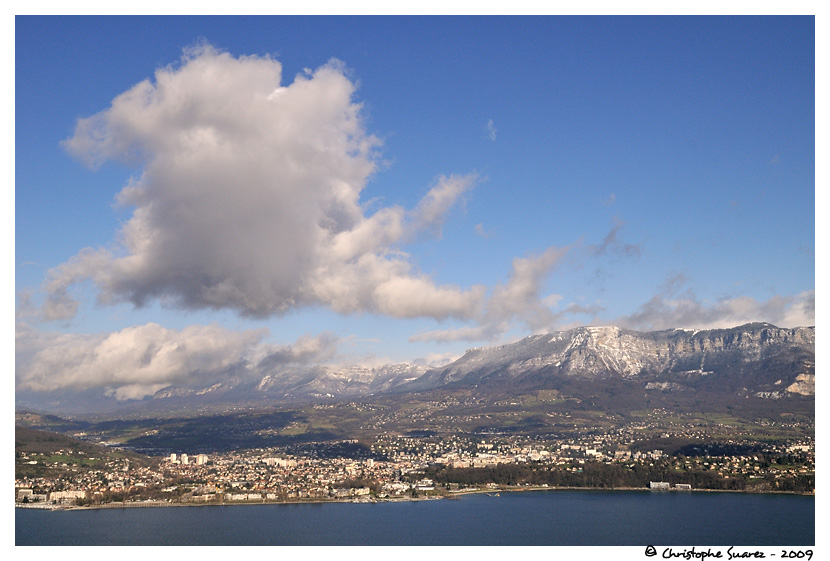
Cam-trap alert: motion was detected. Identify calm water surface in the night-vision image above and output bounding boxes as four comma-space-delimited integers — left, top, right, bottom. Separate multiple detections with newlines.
15, 490, 815, 546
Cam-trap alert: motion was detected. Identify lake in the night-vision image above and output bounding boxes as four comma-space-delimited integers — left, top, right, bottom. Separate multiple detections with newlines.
15, 489, 814, 546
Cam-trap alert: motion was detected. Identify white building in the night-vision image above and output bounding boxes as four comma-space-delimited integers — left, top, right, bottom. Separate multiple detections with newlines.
262, 457, 297, 468
416, 478, 435, 491
49, 490, 87, 502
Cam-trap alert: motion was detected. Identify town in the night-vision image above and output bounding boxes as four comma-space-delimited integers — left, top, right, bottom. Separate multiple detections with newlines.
15, 429, 815, 509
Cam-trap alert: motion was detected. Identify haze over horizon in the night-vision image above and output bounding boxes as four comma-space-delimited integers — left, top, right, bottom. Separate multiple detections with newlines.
15, 16, 815, 405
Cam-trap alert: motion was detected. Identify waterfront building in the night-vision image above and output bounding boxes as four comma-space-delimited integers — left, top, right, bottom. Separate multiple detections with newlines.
49, 490, 87, 502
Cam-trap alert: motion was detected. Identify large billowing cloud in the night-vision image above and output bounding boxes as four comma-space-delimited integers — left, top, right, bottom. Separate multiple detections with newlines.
44, 44, 483, 321
15, 322, 340, 401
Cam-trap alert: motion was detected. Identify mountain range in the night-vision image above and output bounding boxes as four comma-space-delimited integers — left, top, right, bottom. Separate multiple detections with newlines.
404, 322, 814, 397
19, 322, 812, 417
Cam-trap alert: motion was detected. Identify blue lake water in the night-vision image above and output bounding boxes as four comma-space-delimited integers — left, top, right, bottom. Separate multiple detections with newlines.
15, 490, 815, 546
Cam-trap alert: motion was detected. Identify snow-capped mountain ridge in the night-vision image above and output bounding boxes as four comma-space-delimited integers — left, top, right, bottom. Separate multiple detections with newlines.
402, 323, 814, 395
19, 323, 813, 416
141, 323, 814, 410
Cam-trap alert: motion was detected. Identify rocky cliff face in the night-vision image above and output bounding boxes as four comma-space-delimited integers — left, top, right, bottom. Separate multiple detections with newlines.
143, 323, 813, 410
406, 323, 815, 398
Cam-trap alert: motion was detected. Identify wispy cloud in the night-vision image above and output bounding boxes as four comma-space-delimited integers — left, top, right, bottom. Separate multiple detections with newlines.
589, 217, 640, 258
613, 282, 814, 331
485, 118, 497, 141
474, 223, 494, 239
410, 245, 570, 344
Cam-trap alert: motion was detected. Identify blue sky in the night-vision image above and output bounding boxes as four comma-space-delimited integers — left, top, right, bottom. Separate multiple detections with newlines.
14, 16, 816, 403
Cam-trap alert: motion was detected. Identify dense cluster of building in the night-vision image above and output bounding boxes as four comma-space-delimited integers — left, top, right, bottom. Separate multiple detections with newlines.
15, 431, 814, 508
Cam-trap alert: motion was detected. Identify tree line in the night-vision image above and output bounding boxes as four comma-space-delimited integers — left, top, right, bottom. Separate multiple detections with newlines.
411, 460, 813, 493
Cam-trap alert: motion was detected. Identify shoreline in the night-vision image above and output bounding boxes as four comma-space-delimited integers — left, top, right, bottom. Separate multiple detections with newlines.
16, 485, 812, 512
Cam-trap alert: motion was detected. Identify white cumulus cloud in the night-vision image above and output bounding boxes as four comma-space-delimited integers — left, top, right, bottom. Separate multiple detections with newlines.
44, 44, 483, 322
16, 322, 341, 400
